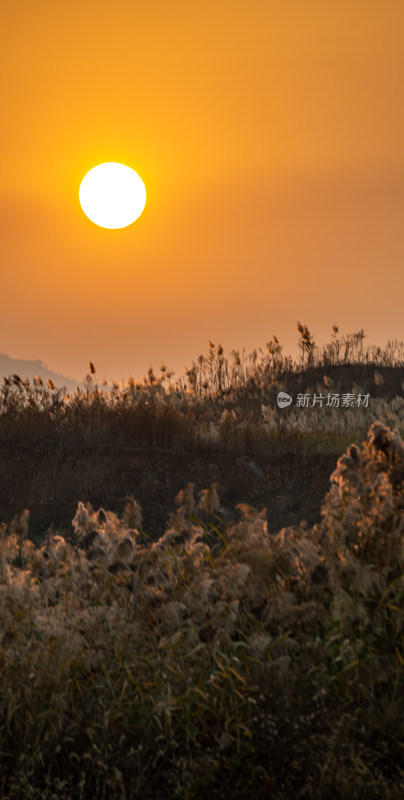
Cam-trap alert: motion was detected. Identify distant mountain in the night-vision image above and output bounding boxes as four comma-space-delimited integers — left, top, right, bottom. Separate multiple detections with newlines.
0, 352, 81, 394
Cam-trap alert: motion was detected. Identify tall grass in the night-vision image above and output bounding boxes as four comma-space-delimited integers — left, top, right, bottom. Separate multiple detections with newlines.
0, 323, 403, 453
0, 420, 403, 798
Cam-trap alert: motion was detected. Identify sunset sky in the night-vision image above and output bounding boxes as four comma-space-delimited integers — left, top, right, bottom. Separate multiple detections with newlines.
1, 0, 403, 385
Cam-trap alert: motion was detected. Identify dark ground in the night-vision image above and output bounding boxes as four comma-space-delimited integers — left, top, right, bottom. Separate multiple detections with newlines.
0, 442, 339, 545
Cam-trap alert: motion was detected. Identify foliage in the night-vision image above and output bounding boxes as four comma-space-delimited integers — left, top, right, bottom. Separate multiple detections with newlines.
0, 324, 403, 453
0, 421, 403, 798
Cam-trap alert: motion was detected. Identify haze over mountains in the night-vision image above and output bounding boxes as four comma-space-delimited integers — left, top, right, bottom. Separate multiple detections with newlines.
0, 352, 81, 393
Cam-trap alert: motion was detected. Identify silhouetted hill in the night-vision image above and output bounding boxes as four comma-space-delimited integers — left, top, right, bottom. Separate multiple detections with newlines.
0, 352, 80, 393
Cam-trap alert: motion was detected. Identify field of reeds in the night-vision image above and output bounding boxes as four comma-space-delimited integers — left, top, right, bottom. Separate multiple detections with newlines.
0, 323, 403, 798
1, 324, 403, 455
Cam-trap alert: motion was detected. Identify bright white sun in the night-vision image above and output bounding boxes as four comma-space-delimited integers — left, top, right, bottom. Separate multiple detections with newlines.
79, 162, 146, 229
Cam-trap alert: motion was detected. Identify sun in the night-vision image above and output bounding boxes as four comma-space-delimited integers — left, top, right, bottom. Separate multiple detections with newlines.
79, 163, 146, 229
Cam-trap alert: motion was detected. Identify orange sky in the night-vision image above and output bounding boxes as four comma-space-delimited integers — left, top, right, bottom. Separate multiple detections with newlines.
1, 0, 404, 384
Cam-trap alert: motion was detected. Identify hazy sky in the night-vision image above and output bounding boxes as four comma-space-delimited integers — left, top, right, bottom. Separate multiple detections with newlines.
1, 0, 403, 384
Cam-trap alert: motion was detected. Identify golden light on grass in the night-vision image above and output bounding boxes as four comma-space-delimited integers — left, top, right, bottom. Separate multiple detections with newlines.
0, 415, 403, 795
79, 162, 146, 229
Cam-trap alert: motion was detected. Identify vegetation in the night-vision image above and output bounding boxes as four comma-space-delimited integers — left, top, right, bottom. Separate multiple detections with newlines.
0, 323, 403, 798
0, 323, 403, 453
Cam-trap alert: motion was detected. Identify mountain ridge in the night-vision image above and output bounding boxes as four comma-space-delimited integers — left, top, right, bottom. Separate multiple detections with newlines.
0, 352, 81, 393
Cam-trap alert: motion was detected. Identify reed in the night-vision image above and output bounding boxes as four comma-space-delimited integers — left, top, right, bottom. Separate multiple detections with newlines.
0, 420, 402, 798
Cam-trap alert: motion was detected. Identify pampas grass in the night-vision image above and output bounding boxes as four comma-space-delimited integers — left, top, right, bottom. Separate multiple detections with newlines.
0, 420, 402, 798
0, 324, 403, 798
1, 324, 403, 458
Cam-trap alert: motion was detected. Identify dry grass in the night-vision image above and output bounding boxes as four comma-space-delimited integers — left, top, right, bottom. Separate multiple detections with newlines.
0, 419, 403, 798
0, 324, 403, 460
